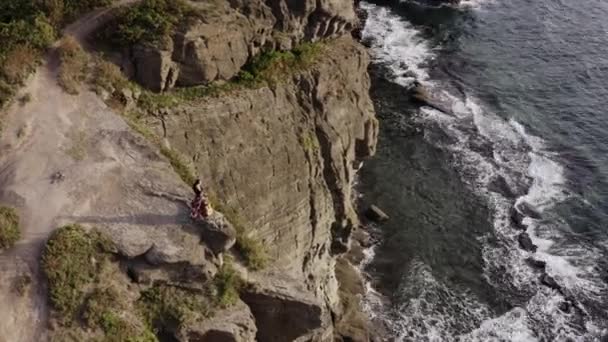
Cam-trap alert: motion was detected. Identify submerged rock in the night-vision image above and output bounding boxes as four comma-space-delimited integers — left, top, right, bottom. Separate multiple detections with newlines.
488, 175, 516, 199
558, 300, 572, 313
510, 207, 527, 230
540, 274, 561, 291
365, 205, 389, 222
518, 232, 537, 252
525, 258, 547, 270
516, 202, 543, 220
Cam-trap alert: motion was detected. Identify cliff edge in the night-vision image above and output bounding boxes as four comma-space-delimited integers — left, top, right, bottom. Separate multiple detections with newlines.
0, 0, 378, 341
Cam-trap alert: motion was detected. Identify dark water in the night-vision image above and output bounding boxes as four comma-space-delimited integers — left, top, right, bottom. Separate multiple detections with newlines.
358, 0, 608, 340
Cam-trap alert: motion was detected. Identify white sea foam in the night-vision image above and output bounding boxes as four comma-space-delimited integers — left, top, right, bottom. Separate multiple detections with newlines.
360, 1, 607, 340
361, 2, 434, 84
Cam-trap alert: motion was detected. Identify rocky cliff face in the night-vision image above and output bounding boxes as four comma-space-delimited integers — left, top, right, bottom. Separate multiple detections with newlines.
121, 0, 358, 91
139, 36, 378, 340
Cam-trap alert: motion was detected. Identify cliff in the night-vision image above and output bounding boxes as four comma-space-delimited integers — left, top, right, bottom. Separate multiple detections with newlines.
0, 0, 378, 341
139, 36, 378, 340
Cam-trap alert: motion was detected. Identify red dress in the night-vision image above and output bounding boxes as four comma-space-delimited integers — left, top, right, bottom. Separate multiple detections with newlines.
190, 194, 210, 219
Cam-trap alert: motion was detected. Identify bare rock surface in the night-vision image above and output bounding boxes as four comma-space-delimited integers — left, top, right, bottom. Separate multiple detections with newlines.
179, 299, 257, 342
122, 0, 359, 91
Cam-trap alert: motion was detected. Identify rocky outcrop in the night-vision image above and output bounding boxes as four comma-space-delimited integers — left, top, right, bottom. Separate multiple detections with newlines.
242, 274, 326, 341
121, 0, 358, 91
140, 36, 378, 339
180, 300, 257, 342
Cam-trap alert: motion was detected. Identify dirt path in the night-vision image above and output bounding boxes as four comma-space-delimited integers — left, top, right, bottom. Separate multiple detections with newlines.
0, 2, 199, 341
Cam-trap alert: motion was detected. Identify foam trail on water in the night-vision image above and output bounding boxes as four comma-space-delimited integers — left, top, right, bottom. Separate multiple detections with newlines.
361, 2, 434, 84
360, 1, 607, 340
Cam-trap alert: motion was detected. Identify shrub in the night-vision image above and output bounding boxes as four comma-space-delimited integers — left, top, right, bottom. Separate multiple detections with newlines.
41, 224, 113, 320
1, 45, 40, 85
213, 259, 242, 307
159, 146, 196, 186
0, 206, 20, 249
207, 197, 267, 271
57, 36, 89, 94
92, 57, 129, 94
106, 0, 194, 47
235, 42, 324, 86
138, 285, 210, 332
84, 287, 157, 342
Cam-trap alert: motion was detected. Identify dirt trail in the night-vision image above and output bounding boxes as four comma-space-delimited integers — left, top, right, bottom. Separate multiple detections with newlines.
0, 2, 196, 341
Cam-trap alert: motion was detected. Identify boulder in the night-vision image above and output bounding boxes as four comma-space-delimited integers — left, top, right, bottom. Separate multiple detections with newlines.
516, 202, 543, 220
199, 211, 237, 255
241, 276, 325, 342
540, 274, 561, 291
365, 205, 389, 222
132, 44, 179, 92
510, 207, 527, 230
525, 258, 546, 270
517, 232, 537, 252
409, 82, 454, 115
180, 300, 257, 342
488, 175, 516, 199
558, 301, 571, 313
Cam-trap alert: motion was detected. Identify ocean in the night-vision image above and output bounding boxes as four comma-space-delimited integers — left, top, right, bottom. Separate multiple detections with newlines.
357, 0, 608, 340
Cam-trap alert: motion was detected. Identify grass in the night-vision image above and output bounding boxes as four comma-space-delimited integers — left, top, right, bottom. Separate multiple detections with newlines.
301, 132, 320, 154
0, 0, 112, 106
207, 196, 267, 271
159, 146, 196, 186
102, 0, 196, 47
0, 206, 20, 249
57, 36, 89, 94
84, 287, 157, 342
138, 285, 210, 334
41, 224, 114, 321
213, 258, 243, 308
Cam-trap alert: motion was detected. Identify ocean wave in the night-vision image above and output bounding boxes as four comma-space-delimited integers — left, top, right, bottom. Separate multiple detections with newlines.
361, 2, 434, 84
360, 1, 607, 340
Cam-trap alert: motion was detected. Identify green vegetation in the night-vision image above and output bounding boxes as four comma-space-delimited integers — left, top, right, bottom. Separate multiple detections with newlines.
213, 258, 243, 307
84, 287, 156, 342
57, 36, 89, 94
104, 0, 195, 47
0, 206, 20, 249
235, 42, 324, 86
159, 146, 197, 186
207, 196, 267, 271
301, 132, 320, 154
0, 0, 112, 107
41, 224, 114, 320
138, 285, 210, 333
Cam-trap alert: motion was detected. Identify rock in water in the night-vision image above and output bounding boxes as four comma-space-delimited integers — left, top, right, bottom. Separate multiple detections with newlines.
518, 232, 538, 252
510, 207, 527, 230
365, 205, 389, 222
558, 301, 571, 313
488, 175, 516, 199
540, 274, 561, 291
525, 258, 547, 270
516, 202, 543, 220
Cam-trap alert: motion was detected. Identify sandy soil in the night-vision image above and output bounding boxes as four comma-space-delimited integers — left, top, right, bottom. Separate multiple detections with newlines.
0, 2, 198, 341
